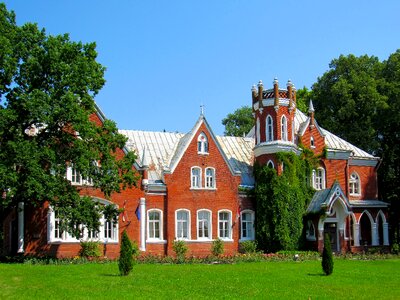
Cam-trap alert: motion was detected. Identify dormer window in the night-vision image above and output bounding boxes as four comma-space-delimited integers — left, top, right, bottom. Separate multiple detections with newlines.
197, 132, 208, 154
281, 115, 288, 141
266, 115, 273, 141
310, 136, 315, 148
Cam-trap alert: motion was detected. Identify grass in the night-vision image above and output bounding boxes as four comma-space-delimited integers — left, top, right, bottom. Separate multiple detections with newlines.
1, 259, 399, 299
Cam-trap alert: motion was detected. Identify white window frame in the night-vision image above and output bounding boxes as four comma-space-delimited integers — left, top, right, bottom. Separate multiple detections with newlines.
267, 160, 274, 169
66, 163, 95, 186
349, 172, 361, 196
197, 132, 209, 154
266, 115, 274, 142
281, 115, 288, 141
147, 209, 163, 241
191, 166, 202, 189
205, 167, 216, 189
256, 117, 260, 144
240, 210, 255, 241
312, 167, 325, 190
310, 136, 315, 148
197, 209, 212, 240
47, 199, 118, 244
175, 209, 191, 240
218, 210, 232, 240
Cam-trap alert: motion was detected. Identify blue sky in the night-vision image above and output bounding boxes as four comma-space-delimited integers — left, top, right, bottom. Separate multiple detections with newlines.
3, 0, 400, 135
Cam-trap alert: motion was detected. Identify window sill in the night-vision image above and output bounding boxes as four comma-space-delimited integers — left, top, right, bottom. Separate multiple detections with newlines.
48, 239, 118, 244
146, 239, 167, 244
218, 238, 234, 242
197, 152, 209, 156
190, 187, 217, 191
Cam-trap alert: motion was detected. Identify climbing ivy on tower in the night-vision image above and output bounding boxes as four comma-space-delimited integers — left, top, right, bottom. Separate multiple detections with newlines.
254, 150, 316, 253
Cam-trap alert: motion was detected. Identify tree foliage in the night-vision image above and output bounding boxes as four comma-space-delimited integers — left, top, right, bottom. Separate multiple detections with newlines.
0, 4, 139, 238
254, 152, 314, 253
222, 106, 253, 137
312, 54, 387, 154
295, 86, 312, 113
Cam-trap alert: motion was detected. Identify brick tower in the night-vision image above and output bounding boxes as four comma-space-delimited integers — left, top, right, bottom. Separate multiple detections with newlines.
251, 78, 298, 173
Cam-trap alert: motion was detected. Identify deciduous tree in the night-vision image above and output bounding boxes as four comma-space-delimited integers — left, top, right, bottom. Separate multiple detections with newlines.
0, 4, 138, 238
222, 106, 253, 137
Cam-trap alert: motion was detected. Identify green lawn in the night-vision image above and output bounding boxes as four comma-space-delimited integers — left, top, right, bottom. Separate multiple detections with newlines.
1, 259, 399, 299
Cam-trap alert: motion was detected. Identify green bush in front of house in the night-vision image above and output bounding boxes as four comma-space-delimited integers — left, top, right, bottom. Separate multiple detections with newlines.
119, 230, 134, 276
79, 241, 101, 258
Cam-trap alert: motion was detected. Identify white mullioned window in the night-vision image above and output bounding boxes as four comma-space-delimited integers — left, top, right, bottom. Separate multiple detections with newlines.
266, 115, 274, 141
281, 115, 288, 141
267, 160, 275, 169
48, 199, 118, 243
218, 210, 232, 240
197, 132, 209, 154
240, 210, 255, 240
67, 162, 96, 186
349, 172, 361, 196
306, 220, 316, 241
191, 167, 202, 188
197, 209, 212, 240
176, 209, 190, 240
256, 117, 260, 144
205, 167, 216, 189
312, 167, 326, 190
147, 209, 163, 241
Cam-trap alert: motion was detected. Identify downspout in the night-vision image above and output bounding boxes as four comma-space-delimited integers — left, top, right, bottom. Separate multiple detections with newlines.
17, 202, 24, 253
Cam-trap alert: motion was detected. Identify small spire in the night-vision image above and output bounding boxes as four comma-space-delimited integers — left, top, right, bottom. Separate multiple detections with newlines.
200, 103, 205, 116
286, 79, 293, 87
141, 147, 149, 168
308, 100, 315, 113
273, 77, 279, 85
251, 84, 257, 92
257, 80, 263, 87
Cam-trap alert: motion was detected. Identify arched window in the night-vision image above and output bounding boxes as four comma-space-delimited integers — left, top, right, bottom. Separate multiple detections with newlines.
281, 115, 288, 141
349, 172, 361, 196
267, 160, 274, 168
266, 115, 273, 141
191, 167, 201, 188
197, 209, 212, 240
147, 209, 163, 241
176, 209, 190, 240
197, 132, 208, 154
218, 210, 232, 240
205, 167, 216, 189
240, 210, 255, 240
256, 117, 260, 144
312, 167, 325, 190
306, 220, 316, 241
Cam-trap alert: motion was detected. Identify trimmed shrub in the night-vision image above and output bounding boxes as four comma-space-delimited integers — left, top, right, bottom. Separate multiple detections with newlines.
211, 238, 224, 257
239, 240, 258, 254
172, 240, 188, 263
119, 230, 134, 276
79, 241, 101, 259
322, 233, 334, 275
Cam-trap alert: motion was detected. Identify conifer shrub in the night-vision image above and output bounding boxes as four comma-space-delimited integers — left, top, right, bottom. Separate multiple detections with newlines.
211, 238, 224, 256
119, 230, 134, 276
172, 240, 188, 263
322, 233, 334, 275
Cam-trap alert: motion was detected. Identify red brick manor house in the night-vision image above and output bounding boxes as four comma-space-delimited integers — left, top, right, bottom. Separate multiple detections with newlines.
2, 79, 389, 258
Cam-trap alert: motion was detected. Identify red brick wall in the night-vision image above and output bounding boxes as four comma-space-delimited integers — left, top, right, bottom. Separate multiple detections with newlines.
163, 122, 242, 256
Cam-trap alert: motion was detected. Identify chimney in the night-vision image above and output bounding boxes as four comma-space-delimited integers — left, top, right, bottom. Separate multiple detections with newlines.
273, 77, 279, 111
251, 84, 257, 104
287, 79, 293, 112
308, 100, 315, 128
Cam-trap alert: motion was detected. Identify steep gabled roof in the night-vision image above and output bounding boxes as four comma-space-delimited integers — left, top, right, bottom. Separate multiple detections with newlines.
119, 115, 253, 185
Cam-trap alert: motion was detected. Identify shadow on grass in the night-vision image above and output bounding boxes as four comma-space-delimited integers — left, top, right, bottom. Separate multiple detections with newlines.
99, 273, 121, 277
307, 273, 325, 276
